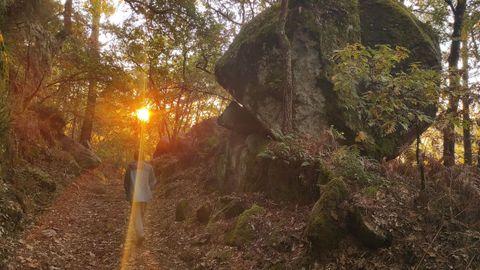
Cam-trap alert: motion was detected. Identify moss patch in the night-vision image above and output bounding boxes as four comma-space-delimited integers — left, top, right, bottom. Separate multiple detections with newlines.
225, 204, 265, 246
306, 177, 349, 252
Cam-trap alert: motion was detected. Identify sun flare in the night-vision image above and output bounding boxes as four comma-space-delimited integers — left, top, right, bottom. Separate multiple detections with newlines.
136, 107, 150, 123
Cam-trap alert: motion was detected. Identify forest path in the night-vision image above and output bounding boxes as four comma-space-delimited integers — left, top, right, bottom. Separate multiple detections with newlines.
7, 169, 173, 270
6, 164, 300, 270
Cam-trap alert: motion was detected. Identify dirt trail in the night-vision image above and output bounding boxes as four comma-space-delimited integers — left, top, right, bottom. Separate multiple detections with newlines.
6, 166, 310, 270
7, 171, 134, 269
7, 168, 206, 270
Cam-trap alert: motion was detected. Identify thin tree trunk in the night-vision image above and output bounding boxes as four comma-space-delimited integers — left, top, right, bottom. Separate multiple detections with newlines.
461, 29, 472, 165
443, 0, 466, 167
477, 135, 480, 168
64, 0, 73, 34
278, 0, 293, 133
416, 131, 426, 190
79, 0, 100, 147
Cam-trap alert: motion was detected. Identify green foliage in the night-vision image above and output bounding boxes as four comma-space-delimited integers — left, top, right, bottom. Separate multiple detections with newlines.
257, 130, 315, 164
332, 44, 440, 138
258, 128, 386, 187
15, 165, 56, 192
329, 146, 384, 185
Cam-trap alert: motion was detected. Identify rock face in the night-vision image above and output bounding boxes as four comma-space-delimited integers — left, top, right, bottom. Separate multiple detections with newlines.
59, 135, 101, 170
33, 105, 102, 171
215, 0, 440, 160
214, 132, 320, 203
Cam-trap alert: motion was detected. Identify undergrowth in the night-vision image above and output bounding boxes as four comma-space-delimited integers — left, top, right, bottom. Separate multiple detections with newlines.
258, 128, 388, 188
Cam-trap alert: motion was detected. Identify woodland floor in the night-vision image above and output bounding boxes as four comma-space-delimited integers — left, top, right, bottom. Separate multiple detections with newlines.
5, 161, 480, 269
6, 171, 128, 269
5, 166, 310, 270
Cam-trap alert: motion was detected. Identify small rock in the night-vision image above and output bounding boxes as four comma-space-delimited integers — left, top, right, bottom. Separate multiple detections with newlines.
196, 204, 212, 224
213, 196, 246, 220
42, 229, 57, 238
179, 250, 196, 263
192, 233, 211, 246
223, 199, 246, 219
175, 199, 189, 221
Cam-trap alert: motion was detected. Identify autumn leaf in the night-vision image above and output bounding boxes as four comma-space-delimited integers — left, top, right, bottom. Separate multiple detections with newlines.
355, 131, 368, 142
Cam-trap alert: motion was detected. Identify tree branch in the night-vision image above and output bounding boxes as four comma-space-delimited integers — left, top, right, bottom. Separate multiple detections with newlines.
444, 0, 456, 13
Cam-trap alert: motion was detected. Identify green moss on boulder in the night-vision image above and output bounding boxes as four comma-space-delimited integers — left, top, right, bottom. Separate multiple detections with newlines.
225, 204, 265, 246
306, 177, 349, 252
359, 0, 440, 68
215, 0, 440, 161
216, 0, 361, 135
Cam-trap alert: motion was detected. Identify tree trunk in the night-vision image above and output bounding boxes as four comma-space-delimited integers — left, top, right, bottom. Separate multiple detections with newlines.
416, 132, 426, 190
79, 0, 100, 147
461, 27, 472, 165
278, 0, 293, 133
477, 135, 480, 169
64, 0, 73, 34
443, 0, 466, 167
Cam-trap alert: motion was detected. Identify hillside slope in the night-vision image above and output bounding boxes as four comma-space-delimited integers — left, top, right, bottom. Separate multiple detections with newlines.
151, 119, 479, 269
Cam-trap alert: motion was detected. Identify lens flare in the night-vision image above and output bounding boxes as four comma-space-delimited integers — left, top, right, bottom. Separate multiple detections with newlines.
136, 107, 150, 123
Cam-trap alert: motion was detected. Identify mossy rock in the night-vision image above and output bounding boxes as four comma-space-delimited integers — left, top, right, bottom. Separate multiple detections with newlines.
210, 196, 247, 222
24, 165, 56, 192
59, 135, 101, 170
225, 204, 265, 246
221, 196, 247, 219
175, 199, 189, 222
196, 203, 212, 224
215, 133, 320, 204
215, 0, 440, 161
306, 177, 349, 252
359, 0, 440, 68
216, 0, 360, 135
218, 102, 269, 135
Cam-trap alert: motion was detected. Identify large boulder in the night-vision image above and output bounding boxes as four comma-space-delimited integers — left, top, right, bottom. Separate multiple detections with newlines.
217, 102, 269, 136
214, 132, 320, 204
59, 135, 101, 170
215, 0, 440, 160
30, 105, 102, 171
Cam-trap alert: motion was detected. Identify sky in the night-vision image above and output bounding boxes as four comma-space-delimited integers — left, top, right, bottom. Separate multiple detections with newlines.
99, 0, 131, 49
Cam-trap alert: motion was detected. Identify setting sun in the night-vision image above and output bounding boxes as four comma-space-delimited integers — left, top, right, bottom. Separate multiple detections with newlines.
136, 107, 150, 123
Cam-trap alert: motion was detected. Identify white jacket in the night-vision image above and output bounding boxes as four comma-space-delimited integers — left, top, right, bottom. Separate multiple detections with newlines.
124, 161, 157, 202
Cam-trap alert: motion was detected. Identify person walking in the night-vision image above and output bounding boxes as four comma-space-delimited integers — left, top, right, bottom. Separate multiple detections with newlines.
124, 151, 157, 245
